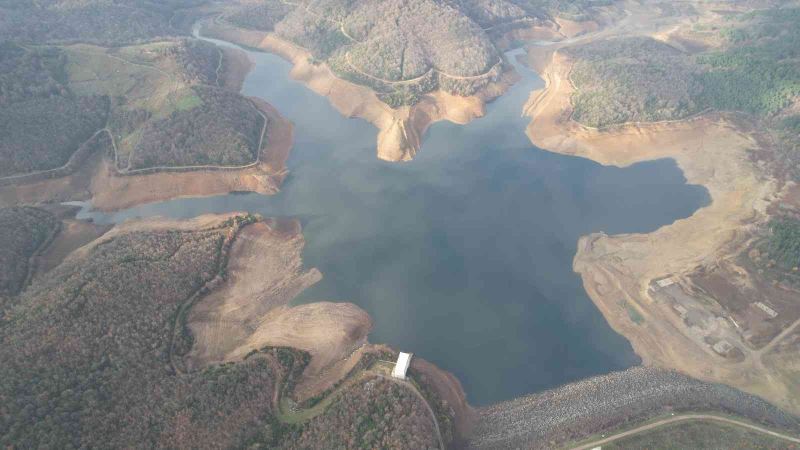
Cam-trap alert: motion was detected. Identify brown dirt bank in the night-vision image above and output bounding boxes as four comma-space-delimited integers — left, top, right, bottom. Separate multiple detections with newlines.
219, 45, 254, 92
523, 48, 792, 411
179, 215, 476, 440
184, 219, 370, 375
0, 95, 291, 212
0, 143, 103, 208
202, 21, 520, 162
90, 99, 291, 211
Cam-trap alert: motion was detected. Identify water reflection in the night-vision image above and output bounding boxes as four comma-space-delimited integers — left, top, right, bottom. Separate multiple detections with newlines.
76, 35, 709, 405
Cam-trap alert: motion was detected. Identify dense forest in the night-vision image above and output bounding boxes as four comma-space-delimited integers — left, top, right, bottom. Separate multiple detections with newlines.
0, 217, 445, 448
153, 39, 224, 86
224, 0, 294, 32
0, 0, 206, 45
566, 37, 704, 128
567, 7, 800, 133
272, 0, 498, 84
765, 218, 800, 270
124, 86, 265, 170
696, 8, 800, 117
224, 0, 614, 106
0, 207, 60, 298
0, 37, 270, 177
0, 44, 109, 177
283, 377, 439, 449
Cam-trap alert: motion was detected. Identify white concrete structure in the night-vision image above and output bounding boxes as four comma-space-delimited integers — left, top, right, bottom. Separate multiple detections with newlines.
392, 352, 412, 380
657, 277, 676, 288
754, 302, 778, 318
713, 340, 734, 355
673, 303, 688, 319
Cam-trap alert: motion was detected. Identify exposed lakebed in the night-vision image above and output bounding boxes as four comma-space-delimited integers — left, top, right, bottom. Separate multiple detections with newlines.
76, 36, 710, 405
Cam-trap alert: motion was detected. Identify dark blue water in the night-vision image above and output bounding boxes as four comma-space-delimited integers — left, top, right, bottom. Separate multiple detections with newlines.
76, 36, 709, 405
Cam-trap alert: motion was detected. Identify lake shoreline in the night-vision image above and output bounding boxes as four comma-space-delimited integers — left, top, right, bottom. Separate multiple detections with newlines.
201, 20, 522, 162
523, 43, 790, 412
88, 98, 292, 212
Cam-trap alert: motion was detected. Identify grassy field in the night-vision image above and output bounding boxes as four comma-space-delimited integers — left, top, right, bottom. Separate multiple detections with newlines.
64, 45, 170, 107
603, 419, 797, 449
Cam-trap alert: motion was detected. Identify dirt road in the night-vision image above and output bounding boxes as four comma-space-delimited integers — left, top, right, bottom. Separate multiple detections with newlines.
571, 414, 800, 450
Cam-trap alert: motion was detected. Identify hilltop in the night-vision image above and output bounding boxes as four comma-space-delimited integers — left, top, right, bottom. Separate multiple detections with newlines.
0, 38, 290, 210
220, 0, 616, 107
202, 0, 622, 160
0, 212, 447, 449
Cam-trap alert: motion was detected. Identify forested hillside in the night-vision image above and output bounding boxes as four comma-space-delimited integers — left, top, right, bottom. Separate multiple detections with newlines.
125, 86, 265, 170
222, 0, 614, 106
0, 0, 205, 45
0, 216, 444, 448
0, 38, 268, 179
564, 5, 800, 175
566, 7, 800, 125
696, 8, 800, 117
765, 218, 800, 270
0, 207, 60, 298
0, 44, 109, 177
566, 37, 704, 127
0, 0, 617, 107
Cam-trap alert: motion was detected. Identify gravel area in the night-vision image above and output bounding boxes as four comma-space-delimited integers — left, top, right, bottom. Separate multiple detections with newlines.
467, 367, 800, 449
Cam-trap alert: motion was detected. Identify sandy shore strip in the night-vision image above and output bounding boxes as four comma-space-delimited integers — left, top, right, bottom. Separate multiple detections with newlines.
522, 46, 791, 411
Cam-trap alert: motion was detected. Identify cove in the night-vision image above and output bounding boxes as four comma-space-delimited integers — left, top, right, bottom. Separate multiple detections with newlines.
75, 34, 710, 405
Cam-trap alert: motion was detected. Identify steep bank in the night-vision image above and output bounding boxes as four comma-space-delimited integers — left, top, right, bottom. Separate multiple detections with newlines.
202, 21, 519, 162
184, 218, 369, 375
90, 99, 291, 211
523, 48, 791, 411
181, 217, 474, 441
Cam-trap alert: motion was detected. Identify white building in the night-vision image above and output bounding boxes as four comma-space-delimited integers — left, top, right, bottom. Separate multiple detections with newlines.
754, 302, 778, 318
392, 352, 412, 380
656, 277, 676, 288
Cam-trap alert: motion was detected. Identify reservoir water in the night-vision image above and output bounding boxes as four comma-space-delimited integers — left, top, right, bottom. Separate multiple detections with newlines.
76, 33, 710, 405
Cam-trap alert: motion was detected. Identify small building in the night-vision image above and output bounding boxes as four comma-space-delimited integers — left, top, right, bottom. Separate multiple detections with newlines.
672, 303, 688, 319
713, 340, 734, 356
392, 352, 412, 380
754, 302, 778, 319
656, 277, 676, 288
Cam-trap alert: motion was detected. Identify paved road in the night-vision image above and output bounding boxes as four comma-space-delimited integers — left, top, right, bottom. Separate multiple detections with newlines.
571, 414, 800, 450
